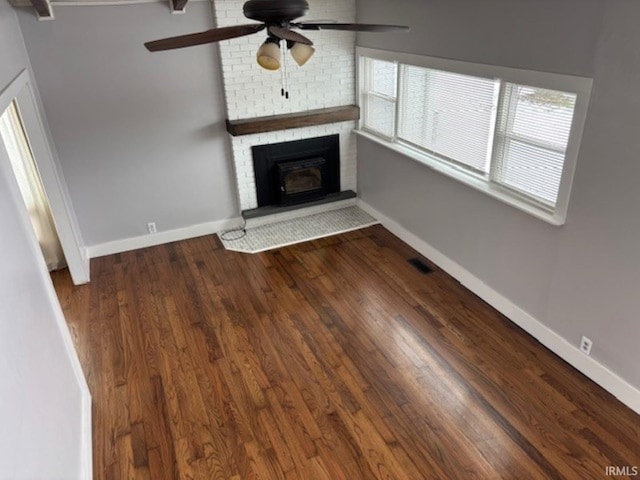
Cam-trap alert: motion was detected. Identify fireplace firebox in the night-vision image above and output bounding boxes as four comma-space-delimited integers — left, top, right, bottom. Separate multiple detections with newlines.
252, 134, 340, 208
275, 157, 326, 205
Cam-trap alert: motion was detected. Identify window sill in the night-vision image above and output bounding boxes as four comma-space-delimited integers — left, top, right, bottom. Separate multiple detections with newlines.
354, 129, 566, 226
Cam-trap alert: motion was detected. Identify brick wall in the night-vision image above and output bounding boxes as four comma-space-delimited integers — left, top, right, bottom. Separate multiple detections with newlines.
213, 0, 357, 210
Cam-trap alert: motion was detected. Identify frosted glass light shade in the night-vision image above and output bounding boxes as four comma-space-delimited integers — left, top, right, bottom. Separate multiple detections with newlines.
290, 42, 315, 66
257, 41, 281, 70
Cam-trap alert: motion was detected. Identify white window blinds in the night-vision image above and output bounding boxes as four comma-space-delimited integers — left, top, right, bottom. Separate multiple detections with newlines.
398, 66, 499, 173
492, 84, 577, 206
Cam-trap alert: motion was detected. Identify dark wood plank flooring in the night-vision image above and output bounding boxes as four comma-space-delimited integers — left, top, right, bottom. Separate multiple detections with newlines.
51, 225, 640, 479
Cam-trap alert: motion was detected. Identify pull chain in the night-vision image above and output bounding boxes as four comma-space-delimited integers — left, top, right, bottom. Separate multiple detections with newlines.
280, 40, 289, 100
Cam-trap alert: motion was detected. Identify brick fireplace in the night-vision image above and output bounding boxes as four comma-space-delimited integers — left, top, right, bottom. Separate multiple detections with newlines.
213, 0, 358, 212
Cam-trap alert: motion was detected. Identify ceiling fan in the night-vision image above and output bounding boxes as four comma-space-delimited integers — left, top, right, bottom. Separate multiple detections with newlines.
144, 0, 409, 71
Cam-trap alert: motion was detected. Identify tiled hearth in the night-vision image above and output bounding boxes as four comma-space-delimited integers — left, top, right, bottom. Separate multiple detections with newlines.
219, 206, 378, 253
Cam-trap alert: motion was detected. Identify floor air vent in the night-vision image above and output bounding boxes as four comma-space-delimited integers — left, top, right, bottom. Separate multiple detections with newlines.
408, 258, 433, 274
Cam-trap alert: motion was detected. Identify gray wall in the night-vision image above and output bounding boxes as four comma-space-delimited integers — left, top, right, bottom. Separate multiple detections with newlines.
357, 0, 640, 390
0, 1, 86, 477
17, 2, 237, 247
0, 1, 32, 88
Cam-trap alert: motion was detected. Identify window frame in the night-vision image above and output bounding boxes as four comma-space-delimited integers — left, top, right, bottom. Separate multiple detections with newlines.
355, 47, 593, 225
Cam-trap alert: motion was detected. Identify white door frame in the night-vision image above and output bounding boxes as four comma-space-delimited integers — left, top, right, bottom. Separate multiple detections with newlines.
0, 69, 89, 284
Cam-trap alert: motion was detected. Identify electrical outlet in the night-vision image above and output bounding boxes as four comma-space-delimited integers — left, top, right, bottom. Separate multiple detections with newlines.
146, 222, 157, 234
580, 336, 593, 355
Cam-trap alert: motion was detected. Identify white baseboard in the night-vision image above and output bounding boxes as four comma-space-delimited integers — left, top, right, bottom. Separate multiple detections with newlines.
357, 199, 640, 415
86, 217, 241, 259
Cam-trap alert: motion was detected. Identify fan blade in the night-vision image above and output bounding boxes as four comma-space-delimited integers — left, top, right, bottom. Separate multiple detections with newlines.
296, 23, 409, 32
268, 26, 314, 45
145, 24, 265, 52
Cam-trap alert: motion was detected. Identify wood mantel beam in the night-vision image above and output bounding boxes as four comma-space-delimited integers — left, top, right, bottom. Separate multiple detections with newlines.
29, 0, 54, 19
226, 105, 361, 136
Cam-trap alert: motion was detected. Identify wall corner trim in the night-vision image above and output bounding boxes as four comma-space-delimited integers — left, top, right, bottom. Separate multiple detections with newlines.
80, 390, 92, 480
357, 199, 640, 415
86, 217, 242, 258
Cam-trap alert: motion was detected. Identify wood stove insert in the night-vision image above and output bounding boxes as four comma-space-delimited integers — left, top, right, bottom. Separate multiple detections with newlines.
252, 134, 340, 208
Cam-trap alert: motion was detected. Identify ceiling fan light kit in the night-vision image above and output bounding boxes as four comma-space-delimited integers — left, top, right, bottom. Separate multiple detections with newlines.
257, 37, 282, 71
289, 41, 315, 67
144, 0, 409, 94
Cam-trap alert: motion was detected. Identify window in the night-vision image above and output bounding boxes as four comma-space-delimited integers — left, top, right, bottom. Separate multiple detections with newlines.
399, 65, 500, 173
357, 48, 592, 225
492, 84, 576, 206
362, 58, 398, 138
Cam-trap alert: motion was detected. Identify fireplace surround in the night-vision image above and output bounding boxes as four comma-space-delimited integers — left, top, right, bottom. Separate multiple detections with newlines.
252, 134, 340, 208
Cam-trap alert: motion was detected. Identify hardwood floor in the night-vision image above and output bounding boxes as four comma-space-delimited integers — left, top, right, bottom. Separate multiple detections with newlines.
52, 226, 640, 479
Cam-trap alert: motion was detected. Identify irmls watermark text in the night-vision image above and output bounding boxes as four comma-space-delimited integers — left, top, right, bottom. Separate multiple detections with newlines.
605, 466, 639, 476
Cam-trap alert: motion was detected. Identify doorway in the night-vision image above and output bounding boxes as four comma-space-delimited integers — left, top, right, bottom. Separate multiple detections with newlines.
0, 100, 66, 271
0, 69, 88, 283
